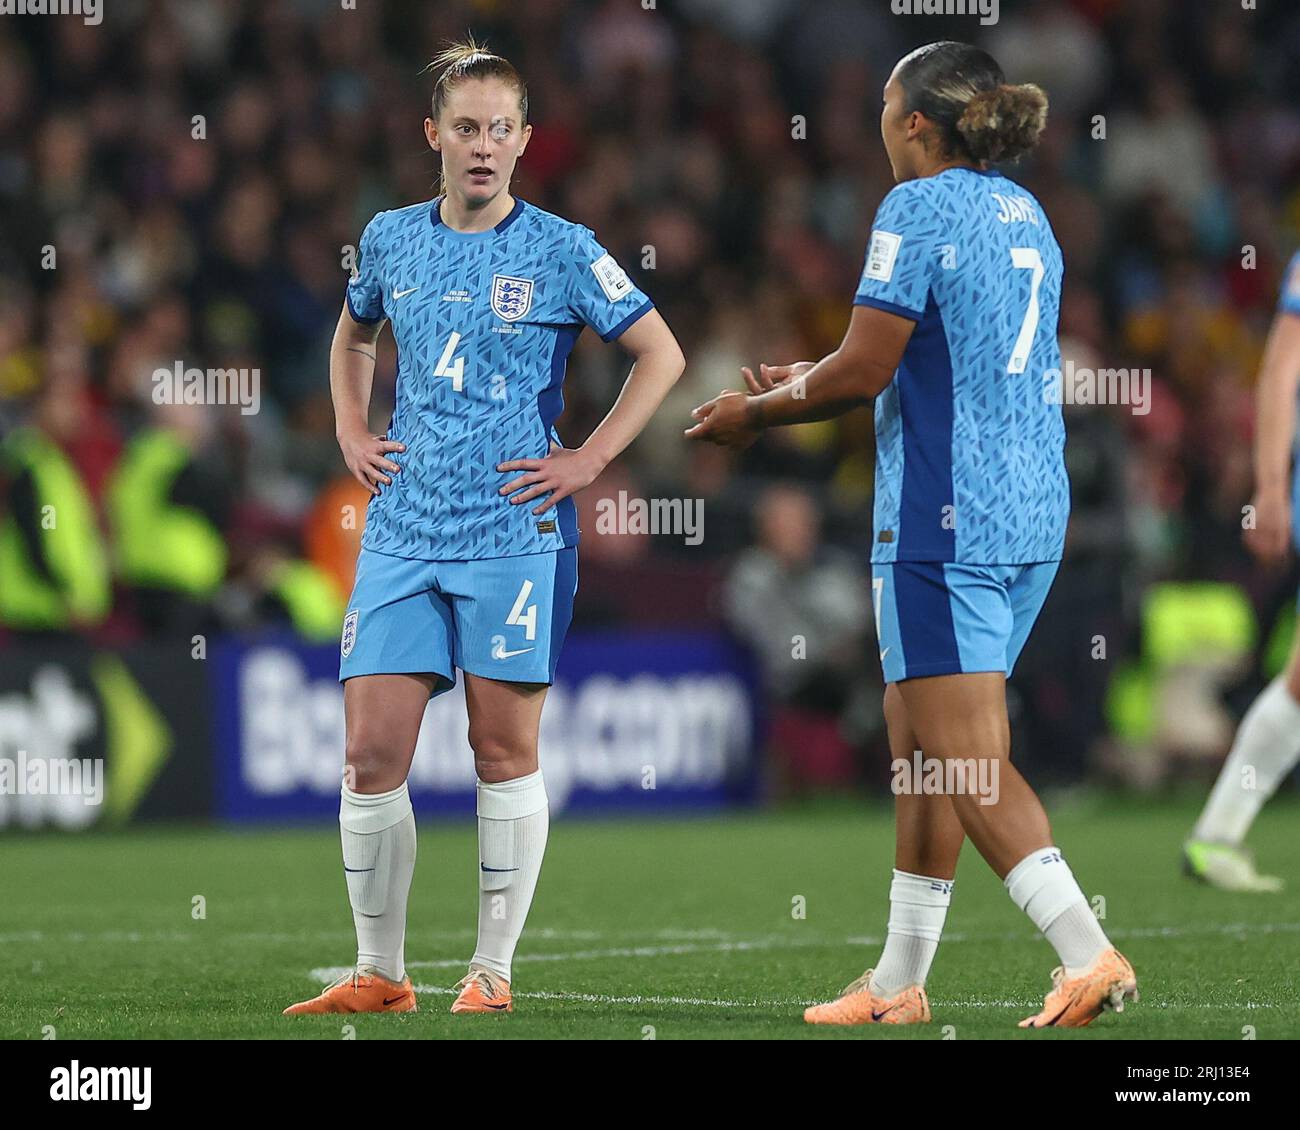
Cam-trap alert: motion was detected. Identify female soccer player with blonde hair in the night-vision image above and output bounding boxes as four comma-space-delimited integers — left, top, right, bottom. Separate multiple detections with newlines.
285, 39, 684, 1017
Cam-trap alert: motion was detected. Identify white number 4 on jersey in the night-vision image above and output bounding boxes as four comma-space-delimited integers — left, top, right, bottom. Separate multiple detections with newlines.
434, 330, 465, 391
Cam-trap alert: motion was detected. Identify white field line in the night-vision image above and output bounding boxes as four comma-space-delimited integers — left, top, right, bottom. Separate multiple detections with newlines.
305, 918, 1300, 1011
8, 918, 1297, 949
305, 980, 1283, 1013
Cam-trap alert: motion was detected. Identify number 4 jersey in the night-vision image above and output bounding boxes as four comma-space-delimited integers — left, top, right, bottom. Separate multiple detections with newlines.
346, 196, 654, 561
854, 167, 1069, 566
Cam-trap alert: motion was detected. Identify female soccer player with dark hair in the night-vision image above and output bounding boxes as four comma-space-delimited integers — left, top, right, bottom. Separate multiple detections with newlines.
285, 38, 684, 1016
689, 41, 1138, 1029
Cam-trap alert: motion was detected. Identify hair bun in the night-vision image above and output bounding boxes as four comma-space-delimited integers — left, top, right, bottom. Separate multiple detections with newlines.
956, 83, 1049, 164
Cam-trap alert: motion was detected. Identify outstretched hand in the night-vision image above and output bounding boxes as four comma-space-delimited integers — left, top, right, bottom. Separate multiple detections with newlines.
685, 390, 761, 449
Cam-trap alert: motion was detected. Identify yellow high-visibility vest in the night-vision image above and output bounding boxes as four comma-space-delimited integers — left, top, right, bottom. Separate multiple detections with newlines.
0, 428, 110, 629
106, 430, 227, 598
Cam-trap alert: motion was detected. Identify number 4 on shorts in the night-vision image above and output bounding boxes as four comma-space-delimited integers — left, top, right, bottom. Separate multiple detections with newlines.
507, 579, 537, 641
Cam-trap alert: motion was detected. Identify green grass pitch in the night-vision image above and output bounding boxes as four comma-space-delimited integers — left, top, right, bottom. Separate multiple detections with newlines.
3, 794, 1297, 1039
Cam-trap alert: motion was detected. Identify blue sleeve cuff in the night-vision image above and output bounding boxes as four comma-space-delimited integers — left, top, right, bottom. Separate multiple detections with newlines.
345, 288, 385, 325
852, 294, 923, 322
600, 298, 655, 343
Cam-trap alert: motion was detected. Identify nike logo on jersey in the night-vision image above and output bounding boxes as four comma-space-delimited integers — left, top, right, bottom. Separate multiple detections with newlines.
491, 641, 535, 660
391, 286, 420, 300
879, 648, 891, 661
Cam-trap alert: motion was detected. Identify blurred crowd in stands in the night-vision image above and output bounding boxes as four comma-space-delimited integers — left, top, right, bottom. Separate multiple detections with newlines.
4, 0, 1300, 787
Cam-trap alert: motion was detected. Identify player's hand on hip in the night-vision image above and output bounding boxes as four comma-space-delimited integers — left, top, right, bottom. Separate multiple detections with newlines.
338, 429, 405, 496
498, 441, 603, 515
1244, 487, 1293, 564
741, 361, 814, 394
685, 390, 761, 450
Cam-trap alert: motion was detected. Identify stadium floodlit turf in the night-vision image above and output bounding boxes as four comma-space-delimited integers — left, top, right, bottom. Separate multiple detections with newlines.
3, 794, 1297, 1040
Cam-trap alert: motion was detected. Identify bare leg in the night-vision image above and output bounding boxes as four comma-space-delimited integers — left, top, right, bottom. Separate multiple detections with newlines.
895, 671, 1112, 980
887, 683, 965, 879
862, 684, 964, 998
896, 671, 1051, 879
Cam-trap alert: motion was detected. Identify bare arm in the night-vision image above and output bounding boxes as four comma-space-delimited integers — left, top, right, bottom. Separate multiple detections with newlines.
330, 303, 405, 496
498, 308, 685, 513
1245, 310, 1300, 562
685, 305, 915, 447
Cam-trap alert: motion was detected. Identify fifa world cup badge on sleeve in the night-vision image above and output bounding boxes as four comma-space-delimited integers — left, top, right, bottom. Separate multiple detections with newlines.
341, 609, 359, 658
590, 253, 633, 302
865, 230, 902, 282
491, 274, 534, 322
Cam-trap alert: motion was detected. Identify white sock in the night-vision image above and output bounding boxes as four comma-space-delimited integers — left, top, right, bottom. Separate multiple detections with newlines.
1193, 677, 1300, 845
340, 781, 416, 982
1004, 846, 1110, 975
869, 870, 953, 998
471, 770, 549, 982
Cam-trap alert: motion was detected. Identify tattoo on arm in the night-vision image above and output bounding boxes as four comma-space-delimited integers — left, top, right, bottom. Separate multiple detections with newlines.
346, 346, 376, 360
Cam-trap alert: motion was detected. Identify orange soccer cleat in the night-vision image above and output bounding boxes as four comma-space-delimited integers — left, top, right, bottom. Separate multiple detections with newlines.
1019, 948, 1138, 1029
450, 966, 513, 1014
803, 969, 931, 1026
282, 968, 417, 1015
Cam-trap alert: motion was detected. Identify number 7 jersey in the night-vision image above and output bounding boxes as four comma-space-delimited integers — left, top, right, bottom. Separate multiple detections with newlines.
346, 197, 654, 561
854, 167, 1068, 565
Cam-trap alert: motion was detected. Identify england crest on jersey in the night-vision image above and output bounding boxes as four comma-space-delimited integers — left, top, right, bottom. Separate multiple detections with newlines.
491, 274, 534, 322
341, 609, 359, 658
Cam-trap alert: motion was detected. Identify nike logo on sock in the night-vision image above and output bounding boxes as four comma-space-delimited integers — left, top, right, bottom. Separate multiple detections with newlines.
344, 867, 375, 873
480, 863, 520, 873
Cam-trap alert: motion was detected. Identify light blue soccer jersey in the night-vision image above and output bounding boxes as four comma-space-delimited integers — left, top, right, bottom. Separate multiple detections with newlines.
1278, 251, 1300, 551
346, 197, 653, 561
854, 168, 1069, 565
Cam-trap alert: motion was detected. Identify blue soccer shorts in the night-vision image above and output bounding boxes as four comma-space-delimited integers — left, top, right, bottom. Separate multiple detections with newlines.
871, 560, 1059, 684
339, 547, 578, 695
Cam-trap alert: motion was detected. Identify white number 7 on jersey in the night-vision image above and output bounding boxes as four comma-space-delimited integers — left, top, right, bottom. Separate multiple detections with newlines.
434, 330, 465, 392
1007, 247, 1044, 374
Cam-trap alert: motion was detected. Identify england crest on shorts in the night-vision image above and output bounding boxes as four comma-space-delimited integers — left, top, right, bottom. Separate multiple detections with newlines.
491, 274, 534, 322
341, 609, 359, 658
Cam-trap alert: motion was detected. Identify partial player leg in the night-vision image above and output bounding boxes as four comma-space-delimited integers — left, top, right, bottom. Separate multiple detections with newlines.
284, 672, 431, 1015
451, 672, 551, 1014
805, 684, 959, 1025
1185, 630, 1300, 891
897, 671, 1134, 1027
